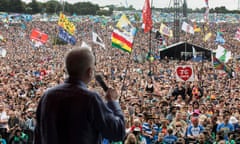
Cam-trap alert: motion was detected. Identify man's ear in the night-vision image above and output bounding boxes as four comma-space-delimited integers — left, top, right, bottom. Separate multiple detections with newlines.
87, 67, 94, 78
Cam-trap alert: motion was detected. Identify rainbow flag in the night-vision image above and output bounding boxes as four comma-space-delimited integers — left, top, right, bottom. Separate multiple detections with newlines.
213, 56, 233, 78
111, 29, 134, 53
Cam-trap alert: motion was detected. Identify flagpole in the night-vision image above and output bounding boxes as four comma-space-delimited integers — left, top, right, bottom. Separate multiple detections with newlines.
148, 0, 153, 74
119, 27, 137, 101
120, 57, 130, 101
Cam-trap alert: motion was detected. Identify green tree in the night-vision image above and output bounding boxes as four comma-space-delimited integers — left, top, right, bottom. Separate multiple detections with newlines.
27, 0, 42, 14
63, 2, 73, 15
44, 0, 62, 14
73, 2, 99, 15
6, 0, 25, 13
215, 6, 228, 13
0, 0, 9, 12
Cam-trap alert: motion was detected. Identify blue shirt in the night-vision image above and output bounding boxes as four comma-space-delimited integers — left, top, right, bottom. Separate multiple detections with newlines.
187, 124, 204, 137
34, 77, 125, 144
163, 135, 178, 144
217, 123, 234, 140
142, 122, 152, 144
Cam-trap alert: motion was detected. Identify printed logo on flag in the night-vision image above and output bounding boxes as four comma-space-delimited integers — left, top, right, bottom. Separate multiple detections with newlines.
30, 29, 48, 43
175, 65, 194, 82
58, 27, 76, 45
58, 13, 75, 35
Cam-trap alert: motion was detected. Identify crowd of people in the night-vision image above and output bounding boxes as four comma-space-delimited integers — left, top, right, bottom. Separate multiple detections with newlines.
0, 14, 240, 144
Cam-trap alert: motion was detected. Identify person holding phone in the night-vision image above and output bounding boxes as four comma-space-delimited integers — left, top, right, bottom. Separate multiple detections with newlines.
34, 47, 125, 144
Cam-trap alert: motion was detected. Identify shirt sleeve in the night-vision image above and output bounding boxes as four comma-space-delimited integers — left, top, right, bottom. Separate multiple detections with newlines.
200, 125, 204, 133
216, 124, 222, 132
187, 126, 192, 136
230, 124, 234, 131
89, 93, 126, 141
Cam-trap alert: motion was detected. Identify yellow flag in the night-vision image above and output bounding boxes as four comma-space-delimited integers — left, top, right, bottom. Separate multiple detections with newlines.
58, 12, 75, 35
203, 32, 212, 41
159, 23, 173, 37
194, 27, 201, 32
116, 14, 132, 32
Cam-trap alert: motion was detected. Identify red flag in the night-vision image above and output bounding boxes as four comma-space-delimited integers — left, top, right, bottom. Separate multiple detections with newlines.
142, 0, 152, 33
30, 29, 48, 43
205, 0, 208, 6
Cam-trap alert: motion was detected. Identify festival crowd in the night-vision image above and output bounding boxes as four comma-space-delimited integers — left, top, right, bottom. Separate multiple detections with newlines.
0, 14, 240, 144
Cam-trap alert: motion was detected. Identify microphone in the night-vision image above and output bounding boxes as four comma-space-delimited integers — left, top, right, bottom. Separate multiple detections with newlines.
95, 75, 108, 92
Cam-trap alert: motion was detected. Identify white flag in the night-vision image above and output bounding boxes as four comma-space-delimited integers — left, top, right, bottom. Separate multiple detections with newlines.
216, 45, 231, 63
81, 41, 92, 51
192, 46, 197, 58
92, 32, 105, 49
181, 22, 194, 35
0, 48, 7, 57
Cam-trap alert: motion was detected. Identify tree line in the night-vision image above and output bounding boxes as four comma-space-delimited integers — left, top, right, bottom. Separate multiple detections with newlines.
0, 0, 239, 15
0, 0, 110, 15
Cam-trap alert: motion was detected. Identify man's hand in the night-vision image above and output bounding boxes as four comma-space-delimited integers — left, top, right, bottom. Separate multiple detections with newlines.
105, 88, 119, 101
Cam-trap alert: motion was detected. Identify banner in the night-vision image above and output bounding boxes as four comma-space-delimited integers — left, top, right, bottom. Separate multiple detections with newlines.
58, 27, 76, 45
159, 23, 173, 37
58, 13, 75, 35
175, 65, 194, 82
30, 29, 48, 43
181, 22, 194, 35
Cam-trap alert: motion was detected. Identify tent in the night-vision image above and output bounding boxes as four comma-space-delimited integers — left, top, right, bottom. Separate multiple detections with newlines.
159, 41, 212, 61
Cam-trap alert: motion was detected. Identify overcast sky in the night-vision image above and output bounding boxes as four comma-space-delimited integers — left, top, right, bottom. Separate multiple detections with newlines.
22, 0, 239, 10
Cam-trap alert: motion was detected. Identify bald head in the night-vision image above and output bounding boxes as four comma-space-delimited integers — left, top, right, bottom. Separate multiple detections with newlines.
65, 47, 95, 79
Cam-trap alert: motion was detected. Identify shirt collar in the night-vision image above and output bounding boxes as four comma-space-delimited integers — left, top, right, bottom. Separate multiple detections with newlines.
65, 77, 87, 89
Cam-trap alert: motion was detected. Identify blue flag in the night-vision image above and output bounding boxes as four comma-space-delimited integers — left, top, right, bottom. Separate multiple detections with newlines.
215, 32, 225, 44
58, 27, 76, 45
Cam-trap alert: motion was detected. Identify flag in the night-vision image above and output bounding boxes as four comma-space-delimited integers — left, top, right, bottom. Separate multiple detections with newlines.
205, 0, 209, 7
58, 12, 75, 35
215, 45, 231, 63
181, 22, 194, 34
193, 23, 201, 33
0, 48, 7, 57
234, 27, 240, 41
92, 32, 105, 48
203, 32, 212, 41
58, 27, 76, 45
33, 41, 42, 48
116, 14, 132, 31
81, 41, 92, 51
116, 14, 137, 36
142, 0, 152, 33
192, 46, 197, 58
204, 7, 209, 22
213, 56, 233, 78
111, 29, 134, 53
215, 31, 225, 44
159, 23, 173, 37
0, 35, 4, 41
30, 29, 48, 44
